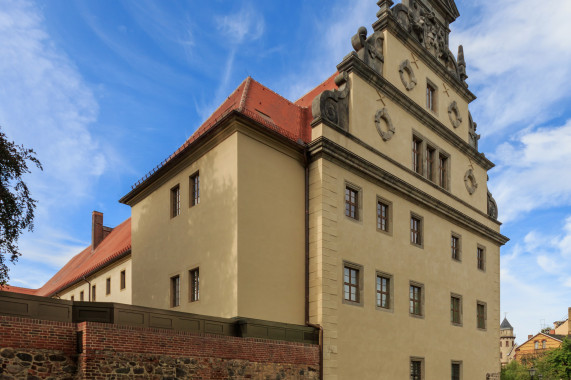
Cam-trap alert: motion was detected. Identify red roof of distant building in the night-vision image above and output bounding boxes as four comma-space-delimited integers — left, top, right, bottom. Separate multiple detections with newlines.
3, 218, 131, 297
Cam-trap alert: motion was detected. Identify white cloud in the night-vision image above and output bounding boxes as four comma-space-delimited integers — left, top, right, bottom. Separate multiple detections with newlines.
451, 0, 571, 137
216, 7, 265, 45
489, 119, 571, 222
0, 0, 104, 284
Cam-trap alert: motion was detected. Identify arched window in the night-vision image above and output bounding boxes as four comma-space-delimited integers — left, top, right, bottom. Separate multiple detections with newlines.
542, 340, 546, 349
534, 341, 539, 350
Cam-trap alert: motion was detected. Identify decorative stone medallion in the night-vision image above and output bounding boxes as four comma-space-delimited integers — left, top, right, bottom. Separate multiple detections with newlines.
399, 60, 417, 91
448, 101, 462, 128
464, 169, 478, 195
375, 108, 395, 141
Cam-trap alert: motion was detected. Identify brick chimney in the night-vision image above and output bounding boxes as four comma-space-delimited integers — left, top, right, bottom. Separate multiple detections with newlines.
549, 329, 555, 335
92, 211, 104, 251
528, 335, 533, 340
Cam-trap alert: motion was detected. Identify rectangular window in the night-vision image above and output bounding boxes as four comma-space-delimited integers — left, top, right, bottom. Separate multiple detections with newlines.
106, 277, 111, 295
189, 268, 199, 302
477, 302, 486, 329
190, 172, 200, 207
80, 291, 84, 301
412, 137, 423, 174
410, 358, 423, 380
451, 235, 460, 261
91, 285, 96, 302
71, 295, 74, 302
409, 284, 422, 316
439, 154, 448, 189
376, 275, 390, 309
345, 186, 359, 220
171, 275, 180, 307
427, 83, 436, 111
426, 146, 435, 181
451, 362, 461, 380
120, 270, 126, 290
171, 185, 180, 218
451, 295, 462, 325
377, 201, 389, 232
410, 215, 422, 246
477, 247, 486, 271
344, 266, 360, 303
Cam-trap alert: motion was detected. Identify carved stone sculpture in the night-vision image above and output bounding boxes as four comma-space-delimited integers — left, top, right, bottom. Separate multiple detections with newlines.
311, 72, 351, 131
375, 108, 396, 141
399, 60, 417, 91
487, 191, 498, 220
351, 27, 384, 74
464, 169, 477, 195
468, 112, 480, 150
457, 45, 468, 86
448, 101, 462, 128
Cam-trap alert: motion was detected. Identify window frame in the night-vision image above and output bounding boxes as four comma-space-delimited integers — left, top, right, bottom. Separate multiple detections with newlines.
410, 357, 424, 380
344, 183, 361, 221
410, 213, 424, 248
71, 295, 74, 302
106, 277, 111, 295
450, 293, 463, 326
451, 361, 462, 380
376, 196, 392, 235
171, 275, 180, 308
170, 184, 181, 218
426, 79, 438, 113
80, 291, 84, 301
451, 233, 461, 262
91, 285, 96, 302
477, 245, 486, 272
189, 171, 200, 207
477, 301, 487, 330
426, 145, 436, 182
342, 261, 364, 307
412, 137, 423, 175
189, 267, 200, 302
409, 281, 424, 318
439, 153, 449, 190
120, 270, 126, 290
411, 131, 450, 190
375, 271, 393, 312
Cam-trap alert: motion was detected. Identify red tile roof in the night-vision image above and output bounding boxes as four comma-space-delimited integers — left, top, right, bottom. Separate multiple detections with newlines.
4, 218, 131, 297
128, 75, 338, 193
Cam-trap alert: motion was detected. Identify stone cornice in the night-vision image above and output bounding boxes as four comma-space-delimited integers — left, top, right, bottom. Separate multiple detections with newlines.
308, 136, 509, 246
337, 53, 494, 171
373, 12, 475, 103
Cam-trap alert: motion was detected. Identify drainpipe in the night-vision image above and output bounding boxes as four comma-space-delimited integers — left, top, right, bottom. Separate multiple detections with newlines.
82, 276, 92, 302
303, 148, 324, 380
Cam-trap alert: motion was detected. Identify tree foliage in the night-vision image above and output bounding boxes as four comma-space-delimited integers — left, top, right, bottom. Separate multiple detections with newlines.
501, 360, 532, 380
0, 127, 42, 285
536, 337, 571, 379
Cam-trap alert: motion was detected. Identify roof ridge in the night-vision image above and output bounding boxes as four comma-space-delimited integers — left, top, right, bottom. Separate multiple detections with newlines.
247, 77, 299, 108
238, 76, 252, 112
294, 72, 338, 105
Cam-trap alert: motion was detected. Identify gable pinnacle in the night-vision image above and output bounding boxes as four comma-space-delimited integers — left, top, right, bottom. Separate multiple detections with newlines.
376, 0, 394, 18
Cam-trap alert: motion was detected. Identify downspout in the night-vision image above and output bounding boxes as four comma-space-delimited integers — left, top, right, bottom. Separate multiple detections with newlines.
82, 276, 92, 302
303, 148, 324, 380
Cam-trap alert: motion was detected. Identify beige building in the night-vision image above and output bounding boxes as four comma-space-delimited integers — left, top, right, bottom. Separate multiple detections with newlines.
6, 0, 508, 378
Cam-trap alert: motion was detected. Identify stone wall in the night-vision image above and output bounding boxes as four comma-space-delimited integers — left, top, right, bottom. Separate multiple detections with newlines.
0, 316, 319, 379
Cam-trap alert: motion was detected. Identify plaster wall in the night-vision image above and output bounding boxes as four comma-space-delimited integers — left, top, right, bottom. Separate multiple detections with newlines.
236, 130, 306, 325
554, 319, 568, 335
382, 31, 472, 146
59, 256, 131, 305
131, 132, 239, 318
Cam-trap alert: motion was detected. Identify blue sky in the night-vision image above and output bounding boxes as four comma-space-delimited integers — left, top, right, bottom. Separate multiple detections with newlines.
1, 0, 570, 340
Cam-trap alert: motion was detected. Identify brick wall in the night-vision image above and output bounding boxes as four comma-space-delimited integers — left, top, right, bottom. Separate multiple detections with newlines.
0, 316, 319, 379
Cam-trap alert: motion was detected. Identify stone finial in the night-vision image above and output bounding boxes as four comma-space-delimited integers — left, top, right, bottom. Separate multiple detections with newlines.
457, 45, 468, 81
377, 0, 394, 18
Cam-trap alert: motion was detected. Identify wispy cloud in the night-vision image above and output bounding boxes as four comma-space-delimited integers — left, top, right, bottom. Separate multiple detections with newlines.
215, 6, 265, 45
451, 0, 571, 137
0, 0, 103, 284
489, 118, 571, 222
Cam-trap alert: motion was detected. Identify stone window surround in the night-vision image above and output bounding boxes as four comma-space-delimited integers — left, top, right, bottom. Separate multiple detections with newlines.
411, 130, 451, 191
450, 292, 463, 327
342, 260, 364, 307
188, 266, 200, 303
170, 184, 181, 219
189, 171, 200, 207
410, 212, 424, 249
451, 360, 463, 380
451, 232, 462, 262
409, 281, 425, 319
170, 274, 181, 308
344, 181, 363, 224
376, 195, 393, 236
426, 78, 438, 115
375, 270, 394, 313
106, 277, 111, 296
410, 356, 425, 380
120, 269, 127, 291
477, 244, 486, 272
477, 300, 487, 331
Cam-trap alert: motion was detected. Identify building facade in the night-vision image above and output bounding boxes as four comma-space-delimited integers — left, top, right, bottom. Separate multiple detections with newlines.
500, 318, 517, 366
5, 1, 508, 378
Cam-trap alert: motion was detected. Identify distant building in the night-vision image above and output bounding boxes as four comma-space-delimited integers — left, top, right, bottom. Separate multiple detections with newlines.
500, 317, 517, 366
514, 331, 567, 364
553, 317, 569, 336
